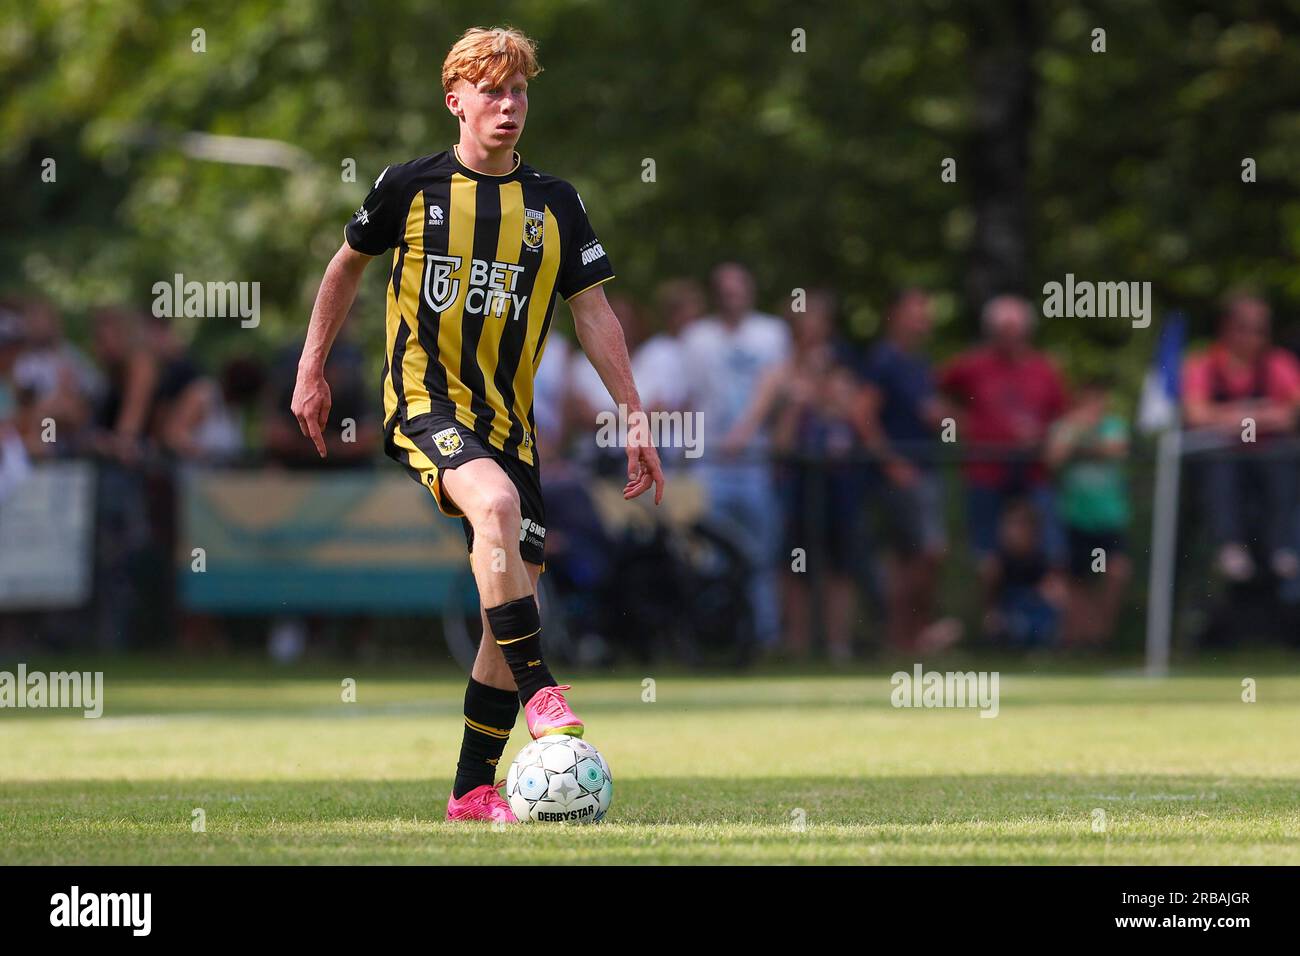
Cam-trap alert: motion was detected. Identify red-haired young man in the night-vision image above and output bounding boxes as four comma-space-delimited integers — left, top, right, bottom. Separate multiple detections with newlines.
292, 27, 664, 822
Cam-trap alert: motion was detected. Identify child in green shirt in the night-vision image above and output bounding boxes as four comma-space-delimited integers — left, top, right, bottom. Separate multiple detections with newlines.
1046, 376, 1132, 646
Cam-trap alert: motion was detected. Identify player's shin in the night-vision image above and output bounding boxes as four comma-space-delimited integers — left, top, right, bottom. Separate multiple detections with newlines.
485, 595, 555, 705
453, 677, 518, 798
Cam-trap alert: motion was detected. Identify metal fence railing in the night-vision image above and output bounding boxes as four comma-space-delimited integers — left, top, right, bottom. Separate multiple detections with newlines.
1, 437, 1297, 662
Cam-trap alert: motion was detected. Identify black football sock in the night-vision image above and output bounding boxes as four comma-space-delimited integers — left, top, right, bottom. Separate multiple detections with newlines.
452, 677, 519, 799
485, 595, 555, 706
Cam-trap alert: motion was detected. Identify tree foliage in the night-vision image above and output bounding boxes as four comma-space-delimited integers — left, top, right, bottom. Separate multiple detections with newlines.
3, 0, 1299, 384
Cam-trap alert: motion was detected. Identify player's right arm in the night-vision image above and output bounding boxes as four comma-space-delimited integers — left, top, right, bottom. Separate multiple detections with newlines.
291, 242, 373, 457
293, 162, 406, 456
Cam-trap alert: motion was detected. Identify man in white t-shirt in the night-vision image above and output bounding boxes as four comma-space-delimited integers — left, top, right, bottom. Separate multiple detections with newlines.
629, 279, 706, 470
682, 263, 791, 648
531, 332, 572, 463
635, 279, 705, 413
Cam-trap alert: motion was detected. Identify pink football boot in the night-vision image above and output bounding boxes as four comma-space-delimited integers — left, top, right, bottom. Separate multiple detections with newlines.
524, 684, 585, 739
445, 781, 517, 823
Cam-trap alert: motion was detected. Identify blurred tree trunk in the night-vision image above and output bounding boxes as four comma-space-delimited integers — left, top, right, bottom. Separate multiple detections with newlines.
965, 0, 1039, 321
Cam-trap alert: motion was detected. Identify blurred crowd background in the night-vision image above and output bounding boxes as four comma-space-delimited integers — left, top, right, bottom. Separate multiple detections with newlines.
3, 1, 1300, 664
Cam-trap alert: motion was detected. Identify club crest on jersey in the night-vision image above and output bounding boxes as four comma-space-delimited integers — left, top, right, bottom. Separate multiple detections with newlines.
523, 208, 545, 250
433, 426, 464, 457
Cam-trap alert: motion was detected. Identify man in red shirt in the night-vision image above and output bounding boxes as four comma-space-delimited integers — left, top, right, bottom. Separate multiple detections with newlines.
1183, 294, 1300, 581
939, 295, 1070, 596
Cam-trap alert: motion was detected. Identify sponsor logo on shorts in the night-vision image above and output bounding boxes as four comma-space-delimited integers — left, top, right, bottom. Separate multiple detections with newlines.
519, 517, 546, 545
433, 427, 464, 457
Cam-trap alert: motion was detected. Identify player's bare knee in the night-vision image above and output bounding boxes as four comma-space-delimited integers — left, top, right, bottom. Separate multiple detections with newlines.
476, 487, 522, 540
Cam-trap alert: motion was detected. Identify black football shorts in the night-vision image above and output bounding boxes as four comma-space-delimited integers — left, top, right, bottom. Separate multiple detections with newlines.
386, 412, 547, 568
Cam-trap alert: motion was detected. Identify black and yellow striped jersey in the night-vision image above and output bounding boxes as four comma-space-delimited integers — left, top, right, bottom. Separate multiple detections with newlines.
344, 146, 615, 466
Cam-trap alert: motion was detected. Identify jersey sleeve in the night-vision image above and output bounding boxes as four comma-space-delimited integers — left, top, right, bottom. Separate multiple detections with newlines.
344, 164, 407, 256
557, 185, 615, 301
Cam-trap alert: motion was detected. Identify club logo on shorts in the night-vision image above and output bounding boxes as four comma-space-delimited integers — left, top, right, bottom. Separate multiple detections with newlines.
523, 208, 544, 250
433, 426, 464, 457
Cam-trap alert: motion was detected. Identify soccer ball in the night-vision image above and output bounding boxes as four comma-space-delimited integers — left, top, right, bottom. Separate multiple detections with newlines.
506, 735, 612, 824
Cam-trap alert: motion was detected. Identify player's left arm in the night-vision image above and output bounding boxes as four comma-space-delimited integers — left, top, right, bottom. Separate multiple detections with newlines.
571, 285, 665, 505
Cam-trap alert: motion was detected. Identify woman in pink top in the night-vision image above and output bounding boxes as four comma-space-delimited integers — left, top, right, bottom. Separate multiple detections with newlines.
1183, 295, 1300, 581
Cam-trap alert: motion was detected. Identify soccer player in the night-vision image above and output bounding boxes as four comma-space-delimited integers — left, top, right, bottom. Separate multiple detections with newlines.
291, 26, 664, 823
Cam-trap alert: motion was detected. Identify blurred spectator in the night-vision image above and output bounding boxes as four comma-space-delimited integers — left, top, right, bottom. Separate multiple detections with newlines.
637, 279, 703, 413
8, 297, 97, 457
983, 497, 1064, 647
265, 317, 377, 467
721, 290, 863, 660
82, 307, 161, 649
633, 279, 705, 471
569, 294, 643, 474
162, 356, 266, 462
940, 295, 1069, 586
0, 307, 33, 500
1046, 375, 1132, 645
143, 314, 202, 448
1183, 293, 1300, 581
263, 319, 376, 661
162, 355, 266, 656
684, 262, 791, 649
90, 306, 159, 464
861, 289, 961, 653
533, 331, 574, 463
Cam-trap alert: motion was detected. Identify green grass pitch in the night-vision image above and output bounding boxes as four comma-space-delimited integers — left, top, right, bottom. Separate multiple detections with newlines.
2, 661, 1298, 864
